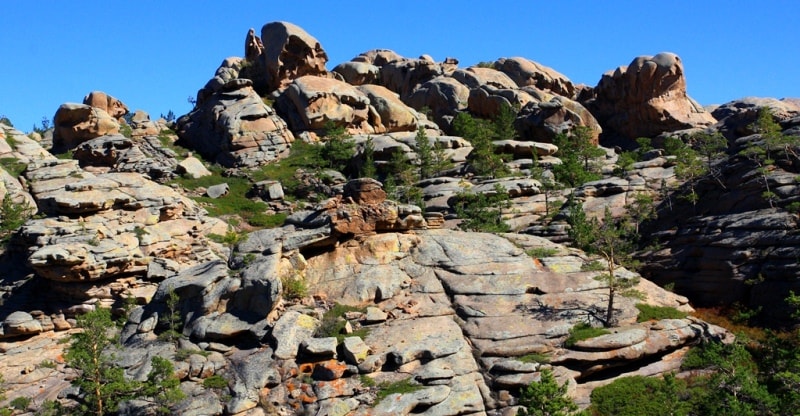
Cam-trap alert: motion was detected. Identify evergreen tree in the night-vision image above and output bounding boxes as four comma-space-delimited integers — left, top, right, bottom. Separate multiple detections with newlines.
360, 136, 377, 179
553, 127, 603, 188
66, 307, 137, 416
453, 111, 510, 177
567, 204, 642, 327
414, 126, 434, 179
518, 368, 579, 416
453, 183, 511, 233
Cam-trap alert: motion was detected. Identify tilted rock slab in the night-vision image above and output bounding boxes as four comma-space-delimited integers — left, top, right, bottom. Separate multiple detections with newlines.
261, 21, 329, 92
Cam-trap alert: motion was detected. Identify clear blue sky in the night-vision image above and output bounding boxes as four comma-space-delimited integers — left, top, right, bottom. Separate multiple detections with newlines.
1, 1, 797, 132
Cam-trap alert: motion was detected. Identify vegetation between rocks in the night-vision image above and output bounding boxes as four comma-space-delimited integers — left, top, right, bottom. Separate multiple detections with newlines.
634, 303, 687, 322
563, 323, 610, 347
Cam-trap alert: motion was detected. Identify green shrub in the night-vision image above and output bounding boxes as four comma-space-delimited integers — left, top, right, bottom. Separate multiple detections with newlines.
315, 303, 368, 342
453, 183, 511, 233
635, 303, 687, 322
563, 323, 609, 347
589, 374, 690, 416
39, 359, 57, 369
175, 348, 210, 361
518, 368, 578, 416
247, 212, 286, 228
281, 274, 308, 300
9, 396, 31, 410
202, 374, 228, 389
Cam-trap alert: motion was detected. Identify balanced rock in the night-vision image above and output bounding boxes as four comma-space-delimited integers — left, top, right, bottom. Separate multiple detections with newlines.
128, 110, 160, 137
53, 103, 120, 151
83, 91, 129, 120
261, 21, 329, 92
584, 52, 715, 140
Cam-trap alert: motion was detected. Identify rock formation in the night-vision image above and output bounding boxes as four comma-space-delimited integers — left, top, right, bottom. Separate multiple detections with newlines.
582, 52, 715, 141
52, 103, 120, 151
260, 21, 329, 93
176, 78, 295, 167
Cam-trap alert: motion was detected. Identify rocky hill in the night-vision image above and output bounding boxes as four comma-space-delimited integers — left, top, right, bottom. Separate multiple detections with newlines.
0, 20, 796, 415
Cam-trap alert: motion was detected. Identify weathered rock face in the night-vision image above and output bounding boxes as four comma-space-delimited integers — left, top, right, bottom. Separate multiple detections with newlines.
516, 89, 602, 144
333, 61, 380, 86
128, 110, 160, 137
19, 157, 226, 283
711, 96, 800, 139
495, 57, 576, 98
277, 76, 376, 134
82, 91, 129, 121
260, 21, 329, 92
380, 58, 443, 100
73, 134, 179, 181
356, 84, 419, 133
584, 52, 715, 141
52, 103, 120, 151
176, 79, 295, 167
406, 76, 470, 129
638, 149, 800, 325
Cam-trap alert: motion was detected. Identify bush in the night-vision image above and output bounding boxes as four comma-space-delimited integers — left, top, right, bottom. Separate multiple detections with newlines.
281, 274, 308, 300
202, 374, 228, 389
315, 303, 368, 342
635, 303, 687, 322
563, 323, 609, 347
589, 374, 690, 416
517, 353, 550, 364
518, 368, 578, 416
526, 248, 559, 259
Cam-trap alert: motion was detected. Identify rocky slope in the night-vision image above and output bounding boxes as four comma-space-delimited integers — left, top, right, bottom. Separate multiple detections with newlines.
0, 18, 796, 416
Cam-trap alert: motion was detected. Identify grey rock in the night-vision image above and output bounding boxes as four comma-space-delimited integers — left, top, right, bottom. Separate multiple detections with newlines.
205, 183, 229, 198
270, 310, 320, 359
341, 337, 370, 365
3, 311, 42, 336
301, 337, 338, 358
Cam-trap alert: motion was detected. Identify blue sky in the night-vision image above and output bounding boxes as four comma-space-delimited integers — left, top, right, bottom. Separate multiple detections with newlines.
1, 1, 797, 132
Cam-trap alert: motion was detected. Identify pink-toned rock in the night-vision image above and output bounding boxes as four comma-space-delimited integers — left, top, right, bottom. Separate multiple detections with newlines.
351, 49, 405, 66
261, 21, 328, 92
83, 91, 129, 120
53, 103, 120, 150
357, 84, 419, 133
585, 52, 715, 140
278, 76, 376, 133
495, 57, 576, 98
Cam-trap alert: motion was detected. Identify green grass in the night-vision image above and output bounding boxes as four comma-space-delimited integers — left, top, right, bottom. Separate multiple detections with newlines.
635, 303, 688, 322
526, 247, 559, 259
175, 348, 211, 361
315, 303, 369, 342
0, 158, 27, 177
375, 378, 424, 404
517, 353, 550, 364
564, 323, 610, 347
281, 274, 308, 301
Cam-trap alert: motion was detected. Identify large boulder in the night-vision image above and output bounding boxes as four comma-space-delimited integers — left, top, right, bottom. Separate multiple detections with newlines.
516, 89, 602, 144
176, 79, 295, 167
584, 52, 715, 140
380, 58, 443, 100
351, 49, 405, 66
494, 57, 576, 98
333, 61, 380, 86
52, 103, 120, 151
73, 134, 179, 181
82, 91, 129, 121
357, 84, 419, 133
276, 76, 377, 134
406, 76, 470, 130
260, 21, 329, 92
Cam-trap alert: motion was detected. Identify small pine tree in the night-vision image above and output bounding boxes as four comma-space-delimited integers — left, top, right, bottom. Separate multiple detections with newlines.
360, 136, 377, 179
415, 126, 434, 179
454, 183, 511, 233
518, 368, 579, 416
66, 307, 137, 416
158, 289, 183, 342
553, 127, 604, 188
143, 356, 185, 415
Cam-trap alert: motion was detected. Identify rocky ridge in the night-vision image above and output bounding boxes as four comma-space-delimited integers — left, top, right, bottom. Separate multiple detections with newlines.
0, 18, 797, 416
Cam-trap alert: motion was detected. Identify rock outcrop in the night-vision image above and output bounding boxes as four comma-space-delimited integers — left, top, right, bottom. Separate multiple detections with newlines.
176, 79, 295, 167
583, 52, 715, 141
260, 21, 329, 92
52, 103, 120, 151
82, 91, 129, 121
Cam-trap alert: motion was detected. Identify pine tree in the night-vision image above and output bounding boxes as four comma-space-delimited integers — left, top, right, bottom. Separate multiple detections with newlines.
518, 368, 579, 416
360, 136, 377, 179
415, 126, 434, 179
